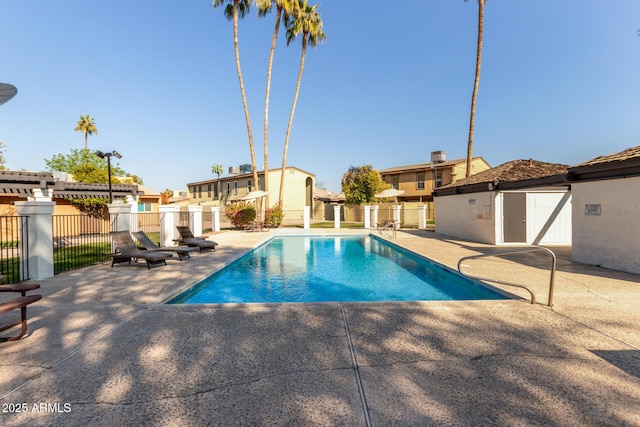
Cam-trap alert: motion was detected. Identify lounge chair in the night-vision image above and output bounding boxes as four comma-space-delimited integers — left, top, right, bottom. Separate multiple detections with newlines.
176, 226, 218, 251
132, 231, 198, 261
109, 231, 172, 268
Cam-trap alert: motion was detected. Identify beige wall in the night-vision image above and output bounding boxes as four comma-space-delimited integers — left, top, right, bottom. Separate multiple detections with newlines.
435, 192, 497, 244
187, 168, 313, 214
571, 176, 640, 275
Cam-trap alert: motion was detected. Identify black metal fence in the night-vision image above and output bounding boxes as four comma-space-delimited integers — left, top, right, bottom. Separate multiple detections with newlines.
0, 216, 29, 284
52, 214, 112, 275
133, 212, 162, 245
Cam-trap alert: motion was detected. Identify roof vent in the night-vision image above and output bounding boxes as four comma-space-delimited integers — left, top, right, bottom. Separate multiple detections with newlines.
228, 166, 240, 175
431, 150, 446, 163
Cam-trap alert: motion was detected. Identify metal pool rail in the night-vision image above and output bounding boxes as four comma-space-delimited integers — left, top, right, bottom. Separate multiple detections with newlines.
457, 246, 557, 307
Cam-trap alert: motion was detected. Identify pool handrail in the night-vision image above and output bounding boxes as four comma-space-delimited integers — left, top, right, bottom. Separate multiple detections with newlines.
457, 246, 557, 307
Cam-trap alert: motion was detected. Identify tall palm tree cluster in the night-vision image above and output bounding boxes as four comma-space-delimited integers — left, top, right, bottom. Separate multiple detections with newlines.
212, 0, 325, 206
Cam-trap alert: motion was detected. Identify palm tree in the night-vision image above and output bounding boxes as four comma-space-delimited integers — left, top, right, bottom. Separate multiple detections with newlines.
74, 114, 98, 150
278, 0, 325, 203
213, 0, 260, 191
256, 0, 298, 207
465, 0, 485, 178
211, 163, 224, 179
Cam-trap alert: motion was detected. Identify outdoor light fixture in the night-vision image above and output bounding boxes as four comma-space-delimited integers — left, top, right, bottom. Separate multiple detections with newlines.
94, 150, 123, 203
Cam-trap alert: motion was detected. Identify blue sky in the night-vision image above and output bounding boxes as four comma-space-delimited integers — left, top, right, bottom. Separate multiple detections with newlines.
1, 1, 639, 193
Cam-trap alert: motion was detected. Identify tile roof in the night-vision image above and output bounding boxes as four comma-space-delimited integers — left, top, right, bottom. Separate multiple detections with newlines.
570, 146, 640, 168
438, 159, 568, 190
0, 170, 140, 199
379, 158, 472, 174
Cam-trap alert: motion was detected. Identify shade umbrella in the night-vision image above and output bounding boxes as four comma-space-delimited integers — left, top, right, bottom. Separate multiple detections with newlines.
374, 188, 405, 199
241, 190, 269, 200
0, 83, 18, 107
374, 188, 405, 224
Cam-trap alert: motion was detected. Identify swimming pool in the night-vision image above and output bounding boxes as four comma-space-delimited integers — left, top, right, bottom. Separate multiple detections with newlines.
169, 235, 506, 304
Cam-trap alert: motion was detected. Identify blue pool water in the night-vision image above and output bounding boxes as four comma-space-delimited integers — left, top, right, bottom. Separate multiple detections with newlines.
169, 236, 507, 304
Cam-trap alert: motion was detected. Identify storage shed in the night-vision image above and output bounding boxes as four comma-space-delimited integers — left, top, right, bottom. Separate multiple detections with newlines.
567, 146, 640, 274
433, 159, 571, 245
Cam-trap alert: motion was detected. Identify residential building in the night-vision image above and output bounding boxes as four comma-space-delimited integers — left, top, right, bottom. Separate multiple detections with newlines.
186, 166, 314, 213
378, 151, 491, 202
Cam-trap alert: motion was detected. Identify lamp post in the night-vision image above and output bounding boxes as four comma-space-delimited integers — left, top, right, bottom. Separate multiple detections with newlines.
94, 150, 122, 203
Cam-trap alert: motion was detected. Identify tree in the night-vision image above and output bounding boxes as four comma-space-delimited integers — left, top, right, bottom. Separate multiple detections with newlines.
278, 0, 325, 203
74, 114, 98, 150
160, 189, 174, 205
211, 163, 224, 178
465, 0, 485, 178
256, 0, 298, 207
44, 148, 143, 215
213, 0, 260, 194
341, 165, 387, 205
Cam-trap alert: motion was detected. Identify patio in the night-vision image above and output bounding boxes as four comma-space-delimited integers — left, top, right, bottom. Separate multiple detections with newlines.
0, 229, 638, 426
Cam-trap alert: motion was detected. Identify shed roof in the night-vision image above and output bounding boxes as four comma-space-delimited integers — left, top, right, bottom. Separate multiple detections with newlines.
0, 170, 140, 199
434, 159, 568, 196
567, 146, 640, 182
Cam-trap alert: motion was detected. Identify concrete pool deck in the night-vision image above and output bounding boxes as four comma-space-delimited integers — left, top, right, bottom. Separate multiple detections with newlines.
0, 229, 638, 426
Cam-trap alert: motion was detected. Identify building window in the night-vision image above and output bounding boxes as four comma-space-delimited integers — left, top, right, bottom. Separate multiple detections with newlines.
214, 183, 219, 199
137, 202, 152, 212
434, 169, 443, 188
391, 176, 399, 190
247, 179, 253, 192
207, 184, 212, 197
233, 181, 238, 195
226, 182, 231, 195
416, 173, 425, 190
198, 185, 202, 198
258, 176, 262, 190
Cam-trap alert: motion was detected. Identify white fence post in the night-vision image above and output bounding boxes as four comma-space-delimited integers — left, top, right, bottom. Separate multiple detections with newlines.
211, 206, 221, 232
159, 205, 181, 247
418, 204, 427, 229
188, 205, 203, 237
364, 205, 371, 229
109, 200, 133, 253
372, 205, 379, 229
303, 206, 310, 229
333, 205, 341, 229
126, 195, 139, 232
15, 199, 55, 281
393, 204, 402, 229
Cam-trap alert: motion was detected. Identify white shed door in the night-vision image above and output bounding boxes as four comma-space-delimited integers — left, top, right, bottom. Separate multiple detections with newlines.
527, 192, 572, 244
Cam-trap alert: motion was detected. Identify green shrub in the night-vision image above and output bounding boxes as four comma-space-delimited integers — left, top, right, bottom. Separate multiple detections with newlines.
225, 202, 256, 229
264, 202, 284, 228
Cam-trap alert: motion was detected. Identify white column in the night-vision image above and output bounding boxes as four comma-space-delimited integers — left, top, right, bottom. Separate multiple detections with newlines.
188, 205, 203, 237
108, 200, 132, 232
211, 206, 221, 232
303, 206, 310, 229
333, 205, 341, 229
393, 204, 402, 230
159, 205, 181, 247
126, 195, 139, 232
372, 205, 379, 229
364, 205, 371, 229
418, 204, 427, 229
15, 200, 56, 281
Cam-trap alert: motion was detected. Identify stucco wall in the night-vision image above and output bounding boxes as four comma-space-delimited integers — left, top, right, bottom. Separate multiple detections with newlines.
434, 192, 497, 244
571, 176, 640, 275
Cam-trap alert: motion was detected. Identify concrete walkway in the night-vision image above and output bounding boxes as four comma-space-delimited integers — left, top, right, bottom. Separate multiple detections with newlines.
0, 229, 639, 426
